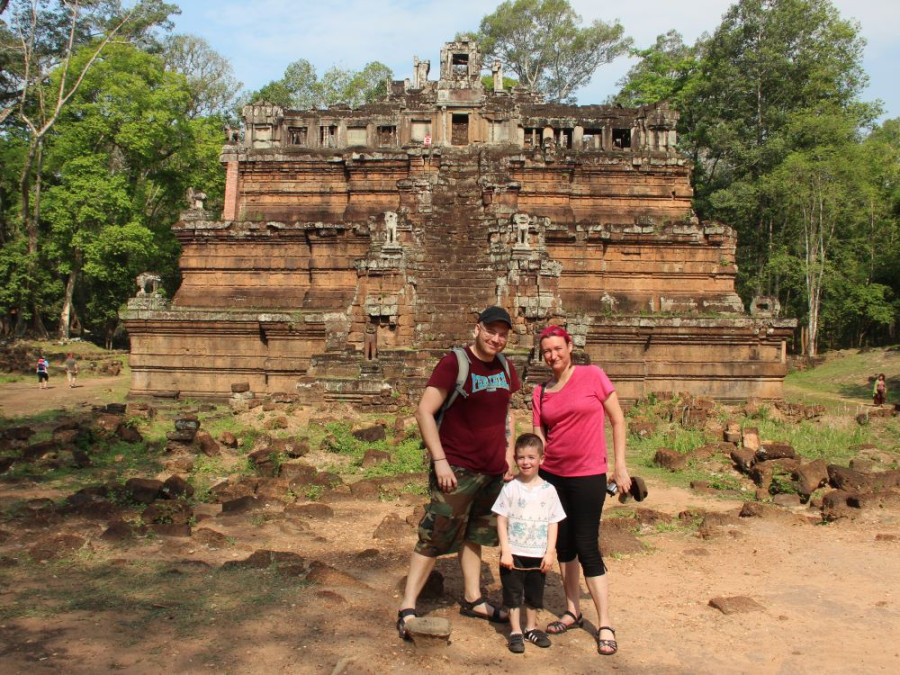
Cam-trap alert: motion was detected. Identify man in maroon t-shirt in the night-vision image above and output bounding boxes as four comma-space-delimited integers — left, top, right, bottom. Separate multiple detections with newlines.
397, 306, 521, 638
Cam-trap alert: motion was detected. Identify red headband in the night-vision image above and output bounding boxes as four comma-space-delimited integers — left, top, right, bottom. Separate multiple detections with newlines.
539, 325, 572, 344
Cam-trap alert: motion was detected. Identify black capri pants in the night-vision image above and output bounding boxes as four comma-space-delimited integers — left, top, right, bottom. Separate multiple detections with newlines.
539, 470, 607, 577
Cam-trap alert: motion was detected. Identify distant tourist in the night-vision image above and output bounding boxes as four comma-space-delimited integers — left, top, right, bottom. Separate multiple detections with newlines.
532, 325, 630, 657
492, 433, 566, 653
36, 356, 49, 389
873, 373, 887, 407
64, 352, 79, 388
397, 306, 520, 639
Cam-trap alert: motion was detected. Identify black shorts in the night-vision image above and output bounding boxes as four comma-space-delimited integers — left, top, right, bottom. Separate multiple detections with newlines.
500, 555, 546, 610
37, 372, 49, 382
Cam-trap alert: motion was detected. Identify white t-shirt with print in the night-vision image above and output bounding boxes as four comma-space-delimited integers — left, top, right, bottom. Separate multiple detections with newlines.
491, 478, 566, 558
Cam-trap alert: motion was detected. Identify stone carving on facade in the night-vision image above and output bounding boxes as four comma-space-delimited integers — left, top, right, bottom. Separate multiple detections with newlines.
492, 61, 504, 92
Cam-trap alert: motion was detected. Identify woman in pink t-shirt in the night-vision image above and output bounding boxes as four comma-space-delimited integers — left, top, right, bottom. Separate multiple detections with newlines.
532, 325, 631, 656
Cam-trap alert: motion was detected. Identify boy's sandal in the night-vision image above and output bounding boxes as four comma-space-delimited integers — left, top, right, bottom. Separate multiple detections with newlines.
546, 610, 584, 634
459, 596, 509, 623
524, 628, 552, 648
396, 608, 417, 640
597, 626, 618, 656
508, 632, 525, 654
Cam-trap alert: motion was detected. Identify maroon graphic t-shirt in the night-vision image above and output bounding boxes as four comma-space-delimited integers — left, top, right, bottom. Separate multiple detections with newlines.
427, 346, 521, 475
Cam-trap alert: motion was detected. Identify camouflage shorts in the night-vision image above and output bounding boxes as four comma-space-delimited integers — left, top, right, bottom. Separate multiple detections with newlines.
414, 466, 503, 557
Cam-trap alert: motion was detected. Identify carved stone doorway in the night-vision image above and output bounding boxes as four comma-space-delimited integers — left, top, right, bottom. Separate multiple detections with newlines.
451, 114, 469, 145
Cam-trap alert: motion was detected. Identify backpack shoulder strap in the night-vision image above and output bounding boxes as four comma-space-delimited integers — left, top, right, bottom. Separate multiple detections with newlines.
435, 347, 470, 427
496, 352, 510, 380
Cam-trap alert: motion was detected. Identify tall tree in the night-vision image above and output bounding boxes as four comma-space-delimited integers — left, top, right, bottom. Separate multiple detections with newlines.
1, 0, 177, 334
159, 33, 241, 118
247, 60, 392, 110
476, 0, 631, 103
39, 42, 220, 340
611, 30, 700, 109
686, 0, 873, 298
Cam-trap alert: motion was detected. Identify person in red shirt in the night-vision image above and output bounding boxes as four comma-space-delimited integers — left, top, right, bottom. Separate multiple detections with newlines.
397, 306, 521, 639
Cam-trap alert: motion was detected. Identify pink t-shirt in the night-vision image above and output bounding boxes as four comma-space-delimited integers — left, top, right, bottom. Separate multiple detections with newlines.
532, 365, 615, 477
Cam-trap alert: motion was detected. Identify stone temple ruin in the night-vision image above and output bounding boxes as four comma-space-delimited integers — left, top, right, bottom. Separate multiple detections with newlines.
123, 40, 796, 405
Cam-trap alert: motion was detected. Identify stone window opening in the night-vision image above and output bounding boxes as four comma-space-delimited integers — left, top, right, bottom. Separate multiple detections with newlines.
612, 128, 631, 149
557, 128, 572, 149
583, 128, 603, 150
288, 126, 308, 145
320, 124, 337, 148
451, 52, 469, 77
377, 125, 397, 145
523, 127, 541, 148
451, 114, 469, 145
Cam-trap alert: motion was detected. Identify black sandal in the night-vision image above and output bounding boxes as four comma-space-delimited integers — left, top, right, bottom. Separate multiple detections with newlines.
597, 625, 618, 655
546, 610, 583, 634
396, 608, 417, 640
459, 596, 509, 623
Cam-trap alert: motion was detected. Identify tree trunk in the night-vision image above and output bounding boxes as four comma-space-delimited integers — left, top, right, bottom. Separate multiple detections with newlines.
59, 264, 79, 339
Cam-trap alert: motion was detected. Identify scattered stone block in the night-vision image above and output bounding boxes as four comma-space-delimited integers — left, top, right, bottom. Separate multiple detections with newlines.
731, 447, 756, 473
629, 421, 656, 438
286, 503, 334, 519
756, 442, 796, 461
406, 616, 452, 651
195, 431, 220, 457
742, 428, 760, 452
125, 478, 163, 504
772, 493, 801, 507
654, 447, 687, 471
708, 596, 765, 615
373, 512, 412, 539
220, 496, 260, 514
95, 413, 123, 433
306, 561, 369, 588
827, 465, 878, 493
116, 423, 143, 443
362, 449, 391, 467
161, 475, 194, 500
219, 431, 239, 448
794, 459, 829, 497
353, 425, 387, 443
223, 550, 305, 575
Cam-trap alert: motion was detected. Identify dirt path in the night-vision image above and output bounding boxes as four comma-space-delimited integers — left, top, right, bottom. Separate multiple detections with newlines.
0, 374, 130, 419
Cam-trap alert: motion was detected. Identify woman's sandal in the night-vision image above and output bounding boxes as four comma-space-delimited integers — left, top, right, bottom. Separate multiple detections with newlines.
396, 608, 417, 640
546, 610, 584, 634
597, 626, 618, 656
459, 596, 509, 623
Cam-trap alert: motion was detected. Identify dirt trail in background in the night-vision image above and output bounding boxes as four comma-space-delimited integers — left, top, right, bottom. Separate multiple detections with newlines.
0, 375, 130, 419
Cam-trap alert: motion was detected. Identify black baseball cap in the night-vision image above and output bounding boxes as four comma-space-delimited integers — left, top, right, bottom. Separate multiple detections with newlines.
478, 306, 512, 327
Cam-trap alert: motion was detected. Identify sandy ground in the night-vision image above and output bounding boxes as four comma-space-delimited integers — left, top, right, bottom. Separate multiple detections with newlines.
1, 378, 900, 674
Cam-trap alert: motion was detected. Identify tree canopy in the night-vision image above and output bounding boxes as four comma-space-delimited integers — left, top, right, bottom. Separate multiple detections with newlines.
247, 60, 392, 110
475, 0, 631, 103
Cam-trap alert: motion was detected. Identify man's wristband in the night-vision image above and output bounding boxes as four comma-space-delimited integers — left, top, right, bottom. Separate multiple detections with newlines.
432, 457, 448, 463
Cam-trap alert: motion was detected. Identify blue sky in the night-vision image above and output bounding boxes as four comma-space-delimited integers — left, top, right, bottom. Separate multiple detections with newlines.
169, 0, 898, 121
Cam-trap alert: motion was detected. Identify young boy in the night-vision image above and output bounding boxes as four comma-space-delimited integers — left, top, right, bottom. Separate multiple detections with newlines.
492, 433, 566, 653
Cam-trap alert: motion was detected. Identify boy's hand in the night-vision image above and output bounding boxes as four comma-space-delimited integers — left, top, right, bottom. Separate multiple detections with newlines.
540, 551, 556, 573
499, 551, 513, 569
